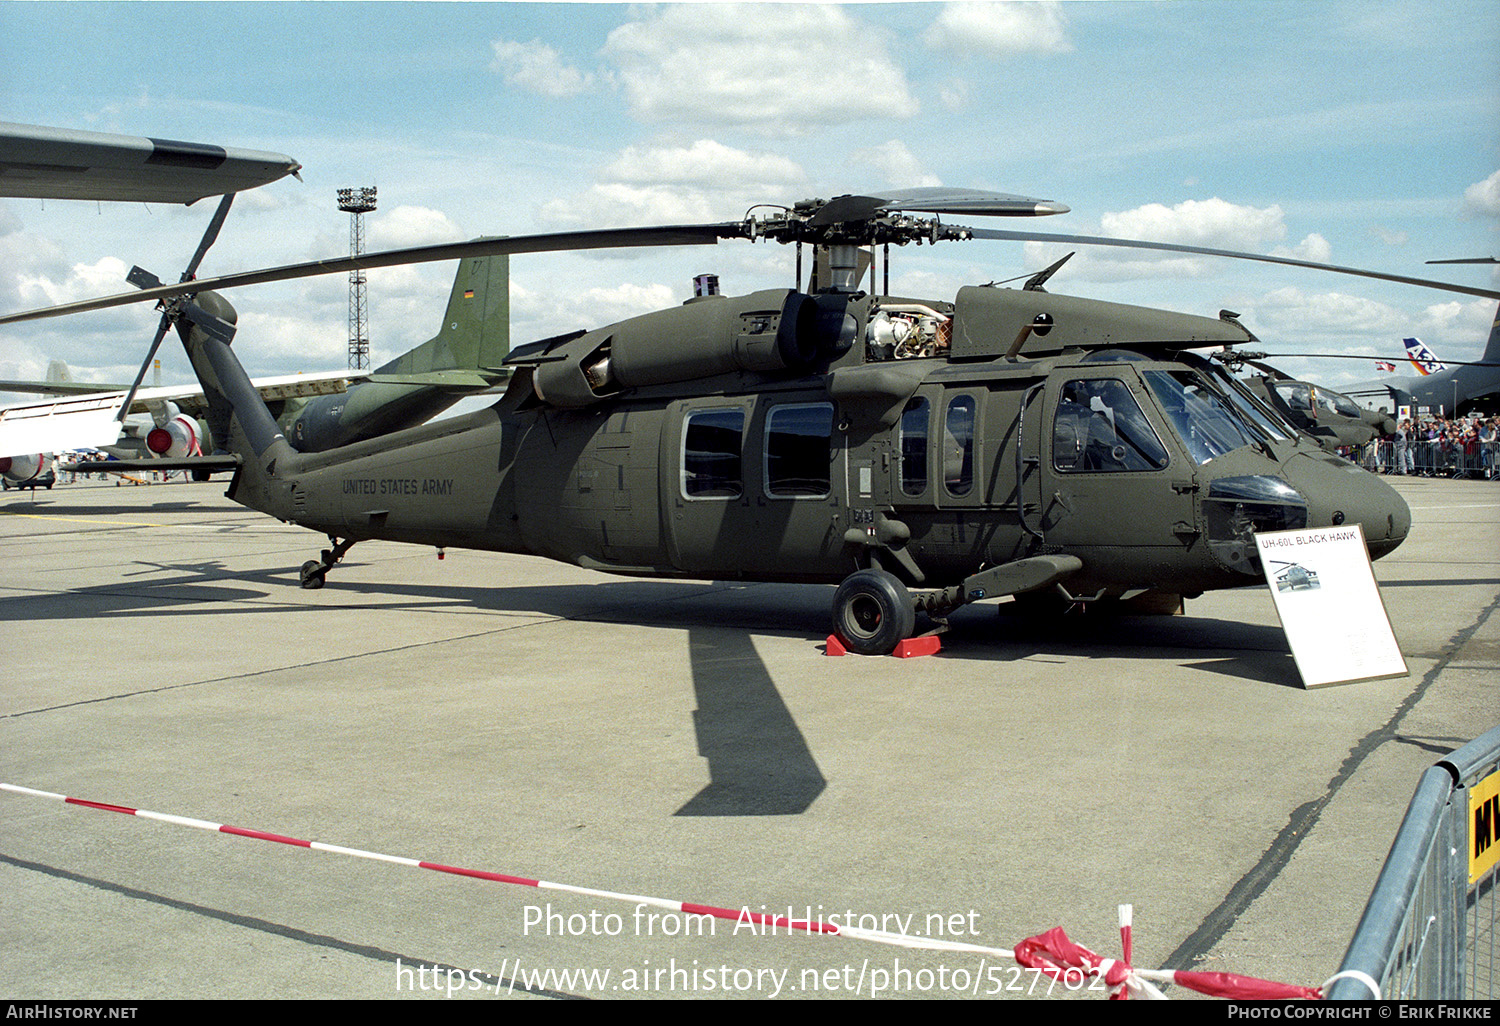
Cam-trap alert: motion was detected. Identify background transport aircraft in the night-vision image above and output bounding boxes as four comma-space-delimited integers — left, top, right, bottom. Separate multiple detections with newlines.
1342, 304, 1500, 417
1403, 337, 1447, 376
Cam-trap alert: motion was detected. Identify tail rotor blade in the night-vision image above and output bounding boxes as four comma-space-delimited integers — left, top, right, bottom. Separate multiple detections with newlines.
116, 316, 172, 423
114, 194, 237, 422
183, 194, 234, 281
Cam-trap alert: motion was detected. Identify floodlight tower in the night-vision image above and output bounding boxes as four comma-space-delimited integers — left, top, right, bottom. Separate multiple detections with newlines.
337, 186, 377, 370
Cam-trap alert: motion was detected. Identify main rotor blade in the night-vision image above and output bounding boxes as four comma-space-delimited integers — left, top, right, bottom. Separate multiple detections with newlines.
1254, 352, 1500, 367
0, 223, 743, 326
968, 228, 1500, 302
808, 189, 1068, 225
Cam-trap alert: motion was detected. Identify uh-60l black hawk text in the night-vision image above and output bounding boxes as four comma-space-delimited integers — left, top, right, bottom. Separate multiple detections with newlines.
9, 189, 1491, 655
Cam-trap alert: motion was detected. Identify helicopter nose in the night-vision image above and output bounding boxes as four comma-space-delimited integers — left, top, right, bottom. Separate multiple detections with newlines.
1281, 452, 1411, 559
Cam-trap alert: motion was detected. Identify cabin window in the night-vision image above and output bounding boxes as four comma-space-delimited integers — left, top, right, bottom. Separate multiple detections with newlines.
899, 397, 929, 496
765, 403, 833, 498
943, 395, 976, 495
682, 407, 744, 498
1052, 379, 1168, 473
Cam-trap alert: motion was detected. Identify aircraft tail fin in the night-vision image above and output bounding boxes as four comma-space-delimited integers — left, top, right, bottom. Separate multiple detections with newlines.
373, 247, 509, 381
45, 360, 73, 385
1482, 303, 1500, 367
1402, 337, 1447, 376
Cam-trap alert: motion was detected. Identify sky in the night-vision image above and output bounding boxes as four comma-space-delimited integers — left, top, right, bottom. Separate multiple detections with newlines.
1, 0, 1498, 402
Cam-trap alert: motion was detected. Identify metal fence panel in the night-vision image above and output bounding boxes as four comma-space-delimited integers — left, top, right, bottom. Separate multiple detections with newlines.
1330, 724, 1500, 1000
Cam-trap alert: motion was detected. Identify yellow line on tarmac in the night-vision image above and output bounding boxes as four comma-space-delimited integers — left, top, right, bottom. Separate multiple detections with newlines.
0, 511, 167, 528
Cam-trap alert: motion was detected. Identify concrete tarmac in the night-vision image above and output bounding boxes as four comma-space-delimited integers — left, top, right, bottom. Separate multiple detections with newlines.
1, 474, 1496, 1000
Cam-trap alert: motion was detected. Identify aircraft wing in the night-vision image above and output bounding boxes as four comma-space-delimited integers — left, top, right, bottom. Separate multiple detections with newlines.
0, 378, 135, 396
0, 371, 360, 454
0, 121, 301, 205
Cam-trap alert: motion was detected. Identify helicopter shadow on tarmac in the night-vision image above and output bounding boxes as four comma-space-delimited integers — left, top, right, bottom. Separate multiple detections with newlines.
945, 604, 1301, 689
0, 497, 221, 518
9, 561, 1304, 812
7, 560, 832, 817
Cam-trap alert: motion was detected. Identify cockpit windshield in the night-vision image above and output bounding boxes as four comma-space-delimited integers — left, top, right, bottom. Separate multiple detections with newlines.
1211, 369, 1294, 441
1144, 370, 1265, 465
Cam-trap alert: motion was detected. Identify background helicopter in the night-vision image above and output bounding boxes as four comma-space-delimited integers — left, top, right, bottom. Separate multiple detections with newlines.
8, 188, 1493, 654
1220, 359, 1396, 451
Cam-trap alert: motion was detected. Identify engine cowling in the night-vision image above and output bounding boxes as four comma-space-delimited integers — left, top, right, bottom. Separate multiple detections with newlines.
531, 289, 838, 408
146, 415, 203, 458
0, 453, 52, 484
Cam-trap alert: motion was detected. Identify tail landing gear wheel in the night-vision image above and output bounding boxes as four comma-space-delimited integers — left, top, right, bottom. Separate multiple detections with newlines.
297, 536, 354, 590
299, 560, 326, 590
832, 568, 916, 656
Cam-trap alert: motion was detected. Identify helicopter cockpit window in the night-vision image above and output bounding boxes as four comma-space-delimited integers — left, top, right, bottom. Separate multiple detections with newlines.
943, 395, 976, 495
683, 408, 744, 499
1051, 379, 1169, 473
899, 397, 929, 496
1144, 370, 1261, 465
1273, 381, 1315, 413
765, 403, 834, 498
1319, 389, 1363, 419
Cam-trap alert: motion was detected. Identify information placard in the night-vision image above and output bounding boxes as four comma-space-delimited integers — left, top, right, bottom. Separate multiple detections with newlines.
1254, 524, 1408, 688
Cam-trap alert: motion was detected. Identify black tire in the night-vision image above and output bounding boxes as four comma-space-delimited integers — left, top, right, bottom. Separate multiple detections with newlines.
832, 568, 915, 656
299, 560, 326, 590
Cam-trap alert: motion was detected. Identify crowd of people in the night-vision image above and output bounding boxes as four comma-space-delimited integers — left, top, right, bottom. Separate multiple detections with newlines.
1359, 414, 1500, 478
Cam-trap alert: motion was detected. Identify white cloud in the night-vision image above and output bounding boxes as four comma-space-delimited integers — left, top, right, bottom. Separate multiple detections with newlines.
1253, 286, 1402, 340
16, 256, 132, 308
538, 183, 722, 230
1271, 233, 1332, 263
602, 6, 918, 133
510, 277, 677, 335
1020, 198, 1292, 283
0, 202, 24, 238
938, 79, 971, 111
1463, 170, 1500, 218
490, 39, 594, 98
923, 2, 1073, 57
603, 140, 805, 193
539, 142, 806, 231
369, 206, 465, 250
1100, 198, 1287, 250
849, 141, 942, 189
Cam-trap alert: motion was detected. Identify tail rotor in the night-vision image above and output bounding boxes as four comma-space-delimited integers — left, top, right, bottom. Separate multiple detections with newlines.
114, 193, 237, 423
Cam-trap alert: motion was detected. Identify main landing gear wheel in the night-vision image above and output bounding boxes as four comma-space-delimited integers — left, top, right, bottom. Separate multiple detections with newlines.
832, 568, 916, 656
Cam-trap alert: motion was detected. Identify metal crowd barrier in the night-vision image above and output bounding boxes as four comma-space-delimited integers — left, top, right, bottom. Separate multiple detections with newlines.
1351, 440, 1497, 479
1329, 724, 1500, 1000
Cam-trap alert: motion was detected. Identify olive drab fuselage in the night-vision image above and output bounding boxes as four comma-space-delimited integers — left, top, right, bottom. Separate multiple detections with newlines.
213, 283, 1412, 611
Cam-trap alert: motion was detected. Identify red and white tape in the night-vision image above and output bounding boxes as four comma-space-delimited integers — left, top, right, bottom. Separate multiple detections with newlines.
2, 782, 1327, 1000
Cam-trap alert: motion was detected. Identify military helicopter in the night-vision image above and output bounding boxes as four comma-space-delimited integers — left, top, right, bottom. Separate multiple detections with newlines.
7, 188, 1496, 655
1221, 359, 1396, 451
1270, 560, 1320, 593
